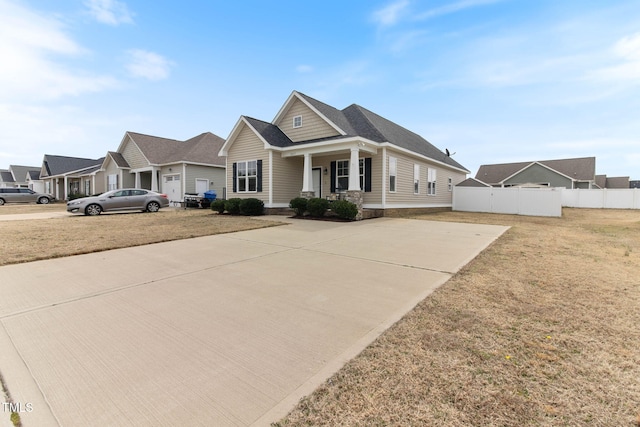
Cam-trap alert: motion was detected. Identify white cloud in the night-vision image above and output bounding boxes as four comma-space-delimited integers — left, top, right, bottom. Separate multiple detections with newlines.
588, 32, 640, 83
126, 49, 174, 81
296, 64, 314, 73
84, 0, 134, 26
414, 0, 503, 21
371, 0, 409, 27
0, 0, 118, 101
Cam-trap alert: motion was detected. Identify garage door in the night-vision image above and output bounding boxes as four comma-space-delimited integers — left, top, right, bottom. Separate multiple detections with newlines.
163, 174, 182, 205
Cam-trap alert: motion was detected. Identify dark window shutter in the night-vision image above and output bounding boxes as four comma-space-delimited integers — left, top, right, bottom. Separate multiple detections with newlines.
330, 161, 336, 192
365, 157, 372, 192
232, 163, 237, 193
256, 159, 263, 192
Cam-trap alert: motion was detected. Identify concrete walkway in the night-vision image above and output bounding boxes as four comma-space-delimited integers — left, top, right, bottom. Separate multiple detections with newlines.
0, 217, 508, 426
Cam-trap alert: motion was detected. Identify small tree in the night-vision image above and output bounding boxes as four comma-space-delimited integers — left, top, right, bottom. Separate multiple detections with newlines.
332, 199, 358, 220
289, 197, 308, 216
307, 198, 329, 218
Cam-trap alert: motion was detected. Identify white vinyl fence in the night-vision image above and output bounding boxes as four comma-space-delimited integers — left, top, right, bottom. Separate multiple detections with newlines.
562, 189, 640, 209
453, 187, 563, 217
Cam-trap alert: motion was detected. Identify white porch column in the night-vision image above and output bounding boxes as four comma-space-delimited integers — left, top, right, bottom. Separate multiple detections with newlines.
135, 172, 140, 188
348, 147, 361, 191
151, 167, 158, 192
302, 153, 313, 192
63, 176, 68, 200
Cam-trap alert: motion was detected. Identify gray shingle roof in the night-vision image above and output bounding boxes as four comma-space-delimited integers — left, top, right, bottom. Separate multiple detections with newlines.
127, 131, 225, 166
263, 92, 468, 172
42, 155, 104, 177
1, 171, 14, 183
244, 117, 293, 148
9, 165, 40, 183
476, 157, 596, 184
107, 152, 130, 168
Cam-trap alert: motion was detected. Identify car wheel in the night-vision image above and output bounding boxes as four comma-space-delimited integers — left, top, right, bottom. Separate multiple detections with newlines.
146, 201, 160, 212
0, 198, 4, 206
38, 197, 50, 204
85, 204, 102, 216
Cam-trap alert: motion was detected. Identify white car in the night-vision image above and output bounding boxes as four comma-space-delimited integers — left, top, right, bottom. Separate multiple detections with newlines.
67, 189, 169, 216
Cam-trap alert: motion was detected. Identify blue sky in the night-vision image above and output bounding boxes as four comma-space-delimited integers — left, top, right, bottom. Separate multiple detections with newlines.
1, 0, 639, 179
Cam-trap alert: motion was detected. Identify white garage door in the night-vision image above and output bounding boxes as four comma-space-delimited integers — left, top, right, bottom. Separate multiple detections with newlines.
163, 174, 182, 205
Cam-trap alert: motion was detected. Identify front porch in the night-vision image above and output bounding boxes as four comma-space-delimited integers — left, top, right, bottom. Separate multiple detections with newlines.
286, 141, 376, 221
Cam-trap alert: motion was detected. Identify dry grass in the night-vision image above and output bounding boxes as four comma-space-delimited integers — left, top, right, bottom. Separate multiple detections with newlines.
0, 203, 64, 215
276, 208, 640, 427
0, 205, 282, 266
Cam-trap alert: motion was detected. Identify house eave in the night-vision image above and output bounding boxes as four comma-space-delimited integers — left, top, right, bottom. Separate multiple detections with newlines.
278, 137, 379, 157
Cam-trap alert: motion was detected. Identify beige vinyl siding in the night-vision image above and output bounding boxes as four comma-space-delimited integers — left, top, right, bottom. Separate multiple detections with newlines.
185, 164, 225, 196
385, 150, 465, 206
271, 154, 303, 204
276, 99, 341, 142
226, 124, 270, 203
122, 137, 148, 169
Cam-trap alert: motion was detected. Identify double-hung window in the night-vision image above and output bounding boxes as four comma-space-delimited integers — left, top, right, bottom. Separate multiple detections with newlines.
389, 156, 397, 192
336, 159, 365, 191
427, 168, 437, 195
237, 160, 257, 192
336, 160, 349, 191
414, 164, 420, 194
293, 115, 302, 128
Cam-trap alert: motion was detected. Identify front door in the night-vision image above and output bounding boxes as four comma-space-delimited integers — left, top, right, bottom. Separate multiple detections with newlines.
312, 168, 322, 198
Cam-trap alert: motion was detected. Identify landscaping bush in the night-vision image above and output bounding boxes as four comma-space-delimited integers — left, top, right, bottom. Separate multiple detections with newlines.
332, 199, 358, 220
210, 199, 226, 214
224, 198, 242, 215
67, 193, 87, 201
239, 198, 264, 216
307, 198, 329, 218
289, 197, 308, 216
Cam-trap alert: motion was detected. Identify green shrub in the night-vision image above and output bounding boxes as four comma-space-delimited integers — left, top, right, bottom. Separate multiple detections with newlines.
210, 199, 226, 214
239, 198, 264, 216
332, 199, 358, 220
307, 198, 329, 218
67, 193, 87, 201
225, 198, 242, 215
289, 197, 308, 216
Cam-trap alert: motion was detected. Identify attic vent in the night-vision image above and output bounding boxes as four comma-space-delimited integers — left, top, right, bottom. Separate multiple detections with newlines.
293, 115, 302, 128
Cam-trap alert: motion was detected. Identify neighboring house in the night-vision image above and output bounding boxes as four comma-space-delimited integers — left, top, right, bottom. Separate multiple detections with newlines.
106, 131, 226, 204
26, 170, 46, 193
475, 157, 597, 189
219, 90, 469, 218
595, 175, 630, 189
39, 155, 105, 200
630, 180, 640, 189
0, 165, 41, 189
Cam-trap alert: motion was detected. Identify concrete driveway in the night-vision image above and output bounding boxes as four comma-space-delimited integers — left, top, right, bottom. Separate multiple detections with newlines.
0, 216, 508, 426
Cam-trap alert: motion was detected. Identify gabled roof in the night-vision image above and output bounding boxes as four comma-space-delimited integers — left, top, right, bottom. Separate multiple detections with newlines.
106, 151, 130, 168
0, 171, 14, 183
239, 91, 468, 172
27, 170, 41, 180
8, 165, 40, 183
476, 157, 596, 184
41, 155, 104, 177
457, 177, 490, 187
125, 131, 225, 166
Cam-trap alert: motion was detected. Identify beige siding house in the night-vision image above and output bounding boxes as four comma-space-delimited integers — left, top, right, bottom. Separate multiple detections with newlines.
220, 91, 469, 218
39, 155, 105, 200
105, 131, 227, 204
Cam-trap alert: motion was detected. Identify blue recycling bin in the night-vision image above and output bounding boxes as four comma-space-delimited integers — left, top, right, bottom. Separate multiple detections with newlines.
203, 190, 217, 201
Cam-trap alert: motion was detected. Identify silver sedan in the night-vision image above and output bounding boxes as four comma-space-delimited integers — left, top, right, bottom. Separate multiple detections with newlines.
67, 189, 170, 216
